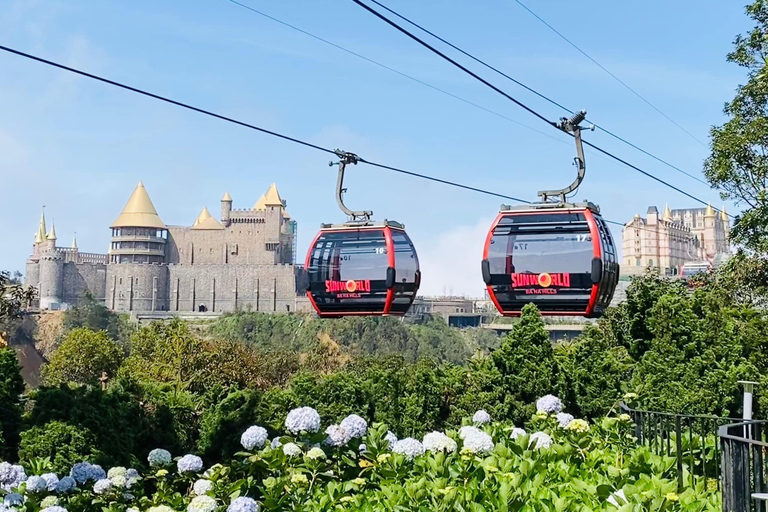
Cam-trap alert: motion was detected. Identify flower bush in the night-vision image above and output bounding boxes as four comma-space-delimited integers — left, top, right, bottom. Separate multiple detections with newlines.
0, 398, 719, 511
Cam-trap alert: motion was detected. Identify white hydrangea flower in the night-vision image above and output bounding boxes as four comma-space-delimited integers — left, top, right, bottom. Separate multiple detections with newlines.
384, 431, 398, 448
240, 426, 269, 451
40, 507, 67, 512
458, 425, 481, 440
149, 506, 175, 512
340, 414, 367, 438
193, 479, 214, 496
306, 447, 326, 460
41, 473, 59, 492
510, 427, 527, 439
0, 463, 26, 492
40, 496, 59, 508
127, 508, 141, 512
392, 438, 425, 459
607, 489, 628, 508
55, 476, 76, 494
463, 430, 494, 454
422, 432, 458, 453
556, 412, 575, 428
93, 478, 113, 495
26, 475, 47, 493
359, 444, 367, 452
536, 395, 563, 414
148, 449, 172, 467
110, 475, 127, 489
324, 424, 351, 447
107, 467, 127, 479
227, 497, 260, 512
530, 431, 553, 450
188, 495, 217, 512
285, 407, 321, 434
177, 455, 204, 474
270, 438, 282, 449
282, 443, 302, 457
472, 410, 491, 425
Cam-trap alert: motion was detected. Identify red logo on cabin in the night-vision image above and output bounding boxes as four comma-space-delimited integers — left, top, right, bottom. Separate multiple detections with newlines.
325, 279, 371, 297
511, 272, 571, 289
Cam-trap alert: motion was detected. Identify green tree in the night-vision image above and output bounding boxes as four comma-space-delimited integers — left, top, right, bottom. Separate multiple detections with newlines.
704, 0, 768, 251
0, 348, 25, 459
0, 270, 35, 332
63, 292, 126, 342
42, 328, 124, 386
18, 421, 99, 474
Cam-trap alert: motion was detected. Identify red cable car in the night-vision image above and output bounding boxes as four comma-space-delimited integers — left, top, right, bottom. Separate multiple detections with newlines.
481, 111, 619, 318
305, 151, 420, 317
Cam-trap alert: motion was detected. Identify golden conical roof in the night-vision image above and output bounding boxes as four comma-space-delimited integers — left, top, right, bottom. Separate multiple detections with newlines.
253, 194, 267, 210
46, 221, 57, 240
263, 183, 283, 206
705, 203, 715, 216
111, 181, 166, 229
222, 191, 232, 202
721, 206, 728, 221
191, 207, 224, 230
663, 204, 672, 220
35, 210, 46, 244
193, 207, 212, 226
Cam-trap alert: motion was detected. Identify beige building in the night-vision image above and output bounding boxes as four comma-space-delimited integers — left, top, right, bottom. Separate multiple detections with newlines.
26, 182, 299, 313
622, 204, 730, 276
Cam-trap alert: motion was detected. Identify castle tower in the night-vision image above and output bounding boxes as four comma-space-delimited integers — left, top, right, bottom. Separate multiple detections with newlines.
25, 210, 47, 294
221, 191, 232, 227
107, 182, 169, 312
39, 221, 64, 310
703, 203, 716, 259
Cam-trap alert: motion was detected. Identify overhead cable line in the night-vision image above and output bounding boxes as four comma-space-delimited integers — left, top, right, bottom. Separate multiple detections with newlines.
364, 0, 710, 186
0, 43, 528, 204
0, 44, 713, 237
223, 0, 564, 146
351, 0, 725, 214
510, 0, 707, 147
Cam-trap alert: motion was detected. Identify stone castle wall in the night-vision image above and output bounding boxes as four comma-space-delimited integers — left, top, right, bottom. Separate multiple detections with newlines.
62, 262, 108, 304
106, 264, 170, 312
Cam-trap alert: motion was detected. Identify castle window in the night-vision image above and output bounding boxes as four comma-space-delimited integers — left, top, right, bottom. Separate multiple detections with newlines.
119, 278, 123, 285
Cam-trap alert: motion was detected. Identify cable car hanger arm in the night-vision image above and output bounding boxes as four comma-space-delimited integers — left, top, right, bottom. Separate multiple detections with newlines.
331, 149, 374, 223
537, 110, 594, 204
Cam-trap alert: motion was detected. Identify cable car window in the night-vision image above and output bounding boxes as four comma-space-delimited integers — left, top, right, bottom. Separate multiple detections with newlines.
391, 231, 418, 284
310, 231, 389, 282
488, 231, 594, 275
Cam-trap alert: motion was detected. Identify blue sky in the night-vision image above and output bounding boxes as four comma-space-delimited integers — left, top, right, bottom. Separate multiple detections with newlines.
0, 0, 750, 296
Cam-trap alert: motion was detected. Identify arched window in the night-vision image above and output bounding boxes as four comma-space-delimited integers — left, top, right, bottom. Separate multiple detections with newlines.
648, 259, 654, 267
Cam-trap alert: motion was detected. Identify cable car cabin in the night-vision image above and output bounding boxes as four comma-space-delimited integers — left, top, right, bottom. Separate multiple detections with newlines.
305, 222, 420, 317
481, 204, 619, 318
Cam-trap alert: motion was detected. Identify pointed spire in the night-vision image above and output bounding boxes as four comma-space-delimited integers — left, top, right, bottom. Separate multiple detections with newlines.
35, 209, 47, 244
262, 183, 283, 206
72, 232, 78, 250
721, 205, 729, 221
221, 191, 232, 202
193, 207, 212, 226
111, 181, 166, 229
46, 221, 57, 241
663, 204, 672, 220
705, 203, 715, 217
253, 194, 267, 210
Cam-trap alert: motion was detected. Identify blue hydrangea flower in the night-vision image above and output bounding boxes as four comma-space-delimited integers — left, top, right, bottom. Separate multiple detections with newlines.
55, 476, 76, 494
148, 448, 172, 467
69, 463, 92, 485
285, 407, 321, 434
126, 468, 139, 480
240, 426, 268, 451
384, 431, 398, 448
423, 432, 457, 453
472, 410, 491, 425
177, 455, 204, 474
392, 438, 425, 459
42, 473, 59, 492
188, 495, 217, 512
463, 430, 494, 454
227, 497, 259, 512
93, 478, 113, 495
26, 475, 47, 493
536, 395, 563, 414
3, 493, 23, 507
89, 465, 106, 481
0, 463, 26, 492
556, 412, 575, 428
282, 443, 302, 457
324, 424, 351, 447
340, 414, 367, 438
40, 507, 68, 512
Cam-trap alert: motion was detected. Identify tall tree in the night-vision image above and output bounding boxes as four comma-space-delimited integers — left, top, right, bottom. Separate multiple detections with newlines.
705, 1, 768, 252
0, 271, 35, 330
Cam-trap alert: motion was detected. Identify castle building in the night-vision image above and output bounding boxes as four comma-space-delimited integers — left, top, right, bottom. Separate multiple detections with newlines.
26, 182, 299, 313
621, 204, 730, 276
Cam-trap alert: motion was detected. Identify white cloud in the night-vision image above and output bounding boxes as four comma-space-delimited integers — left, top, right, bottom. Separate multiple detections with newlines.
417, 216, 494, 298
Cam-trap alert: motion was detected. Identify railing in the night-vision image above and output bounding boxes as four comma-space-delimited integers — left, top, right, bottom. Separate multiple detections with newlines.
621, 404, 740, 490
719, 419, 768, 512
